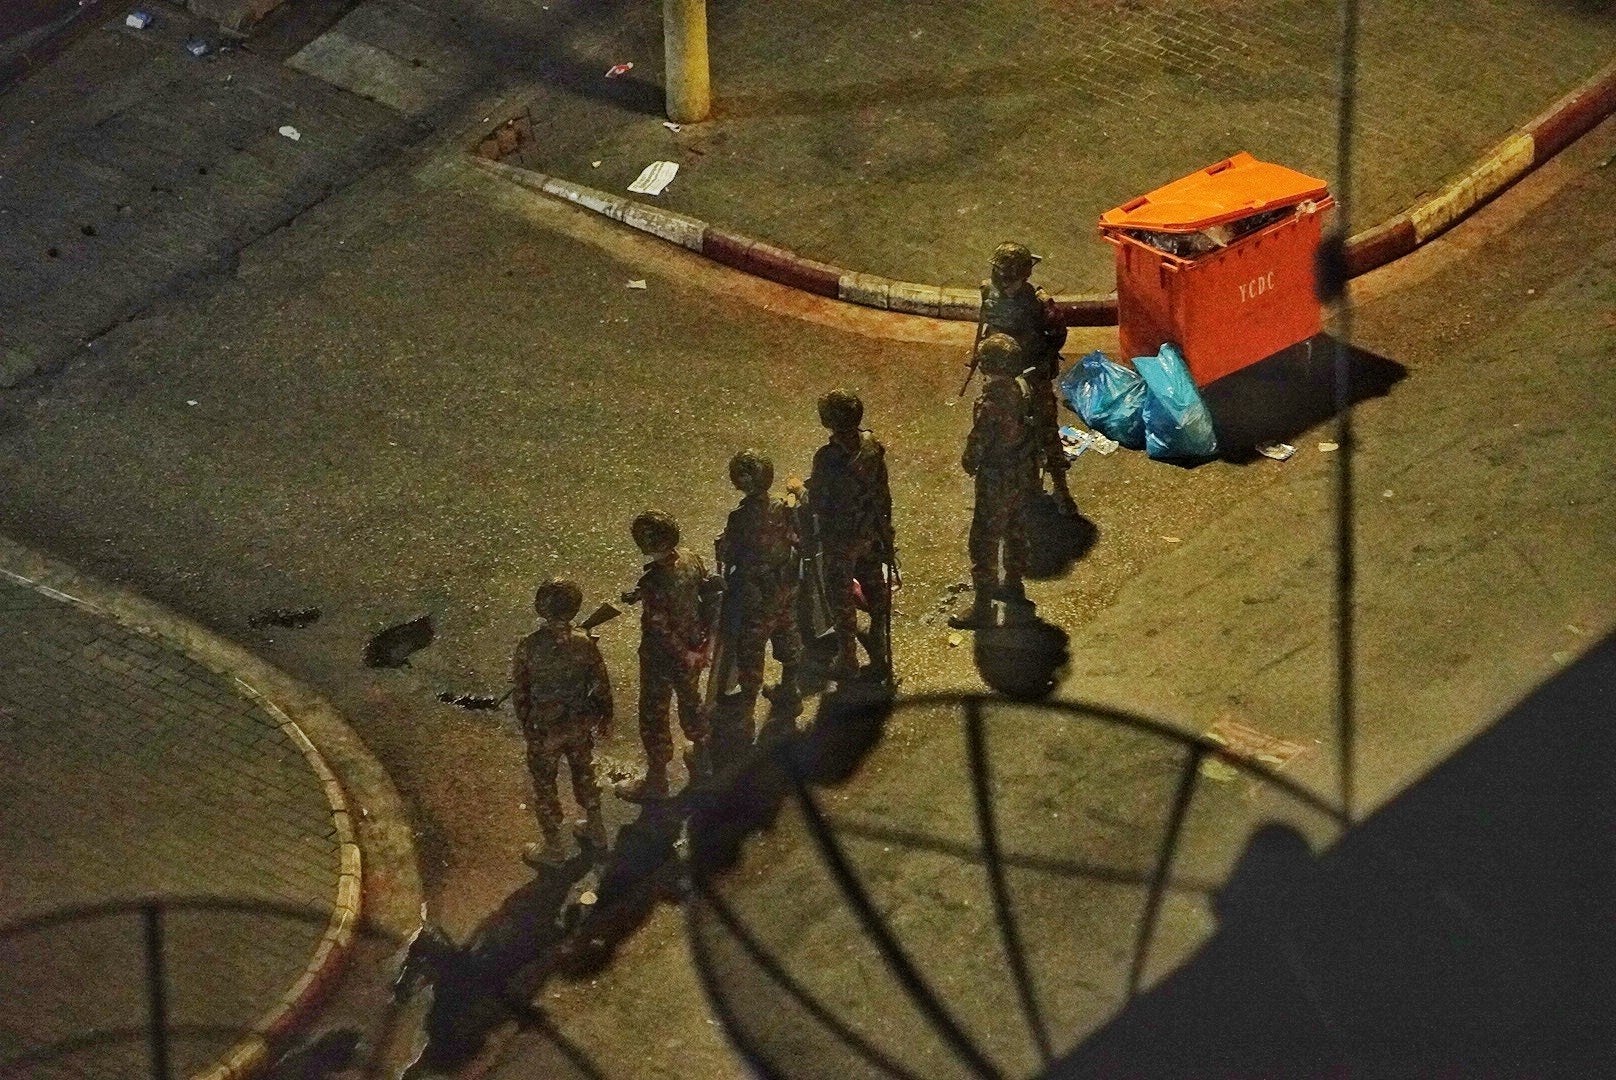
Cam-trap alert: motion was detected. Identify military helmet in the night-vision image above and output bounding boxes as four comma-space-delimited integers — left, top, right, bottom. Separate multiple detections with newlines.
817, 389, 864, 432
990, 241, 1038, 281
533, 578, 584, 621
977, 333, 1024, 377
728, 448, 775, 494
631, 509, 680, 556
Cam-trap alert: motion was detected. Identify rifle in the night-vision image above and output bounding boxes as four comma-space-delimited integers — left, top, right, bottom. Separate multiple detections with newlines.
880, 541, 901, 687
703, 536, 737, 708
460, 602, 623, 714
957, 282, 991, 397
789, 483, 835, 650
580, 601, 624, 634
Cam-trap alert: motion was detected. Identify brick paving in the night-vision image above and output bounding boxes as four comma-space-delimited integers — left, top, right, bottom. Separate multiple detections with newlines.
0, 576, 341, 1080
10, 0, 1605, 388
506, 0, 1616, 294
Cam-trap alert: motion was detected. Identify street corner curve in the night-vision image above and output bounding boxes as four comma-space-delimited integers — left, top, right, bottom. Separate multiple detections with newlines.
455, 57, 1616, 335
0, 533, 424, 1080
1348, 58, 1616, 280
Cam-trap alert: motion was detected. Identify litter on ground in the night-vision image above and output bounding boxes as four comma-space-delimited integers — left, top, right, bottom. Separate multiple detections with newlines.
1058, 425, 1118, 461
1256, 442, 1296, 461
628, 161, 678, 195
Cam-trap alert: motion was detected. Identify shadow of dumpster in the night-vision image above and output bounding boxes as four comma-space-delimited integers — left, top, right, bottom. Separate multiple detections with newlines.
1200, 335, 1407, 463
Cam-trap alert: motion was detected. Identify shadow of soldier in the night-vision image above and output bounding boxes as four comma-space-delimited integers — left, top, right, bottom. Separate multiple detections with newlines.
263, 1027, 365, 1080
972, 605, 1071, 701
1022, 494, 1098, 581
397, 861, 591, 1076
689, 685, 895, 883
400, 690, 896, 1074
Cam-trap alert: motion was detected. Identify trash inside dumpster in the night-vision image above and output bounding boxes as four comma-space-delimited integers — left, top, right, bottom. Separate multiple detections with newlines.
1099, 153, 1334, 386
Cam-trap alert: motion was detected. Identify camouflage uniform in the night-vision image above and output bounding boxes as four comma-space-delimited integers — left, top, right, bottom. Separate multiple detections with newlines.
635, 547, 714, 771
982, 242, 1077, 514
953, 335, 1039, 629
806, 403, 895, 678
964, 373, 1038, 594
718, 490, 803, 741
511, 620, 611, 845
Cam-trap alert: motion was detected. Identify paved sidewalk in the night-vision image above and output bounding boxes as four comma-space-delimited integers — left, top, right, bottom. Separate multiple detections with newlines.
0, 0, 418, 386
499, 0, 1616, 294
0, 573, 345, 1080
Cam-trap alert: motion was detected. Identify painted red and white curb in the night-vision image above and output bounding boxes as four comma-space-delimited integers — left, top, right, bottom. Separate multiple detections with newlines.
475, 57, 1616, 324
197, 681, 362, 1080
1345, 57, 1616, 277
0, 544, 363, 1080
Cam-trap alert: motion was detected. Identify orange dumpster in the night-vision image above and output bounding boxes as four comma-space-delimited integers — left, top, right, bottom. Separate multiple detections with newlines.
1099, 153, 1334, 386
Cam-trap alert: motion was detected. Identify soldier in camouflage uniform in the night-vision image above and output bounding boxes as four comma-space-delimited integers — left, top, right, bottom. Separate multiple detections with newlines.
715, 449, 804, 757
620, 510, 718, 800
951, 335, 1040, 630
512, 578, 612, 866
805, 390, 896, 682
981, 241, 1080, 517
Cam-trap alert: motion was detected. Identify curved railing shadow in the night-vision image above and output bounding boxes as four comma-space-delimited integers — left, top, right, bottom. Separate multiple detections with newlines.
678, 633, 1616, 1079
682, 690, 1351, 1080
0, 896, 411, 1080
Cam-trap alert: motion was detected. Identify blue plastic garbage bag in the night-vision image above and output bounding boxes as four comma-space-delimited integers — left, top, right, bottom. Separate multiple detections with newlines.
1057, 350, 1147, 450
1134, 343, 1219, 460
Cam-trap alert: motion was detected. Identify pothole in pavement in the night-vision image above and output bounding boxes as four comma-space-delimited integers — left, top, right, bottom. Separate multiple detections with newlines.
248, 606, 322, 629
363, 614, 434, 668
436, 689, 506, 710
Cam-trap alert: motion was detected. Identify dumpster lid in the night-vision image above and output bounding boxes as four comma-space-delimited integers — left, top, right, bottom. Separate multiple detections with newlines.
1099, 153, 1330, 233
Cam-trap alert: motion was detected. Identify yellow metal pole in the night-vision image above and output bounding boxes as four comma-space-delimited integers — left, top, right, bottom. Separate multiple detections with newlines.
663, 0, 711, 123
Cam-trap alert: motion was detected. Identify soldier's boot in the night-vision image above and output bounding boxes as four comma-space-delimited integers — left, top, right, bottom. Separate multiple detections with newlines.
618, 762, 670, 802
763, 664, 804, 718
522, 825, 568, 868
947, 592, 996, 630
576, 807, 610, 852
828, 639, 861, 683
1050, 468, 1080, 517
1001, 579, 1036, 625
683, 740, 713, 783
998, 575, 1029, 605
734, 693, 760, 747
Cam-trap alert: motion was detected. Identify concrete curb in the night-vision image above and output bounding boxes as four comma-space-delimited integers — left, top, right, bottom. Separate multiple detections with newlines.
1345, 57, 1616, 277
0, 536, 418, 1080
471, 57, 1616, 325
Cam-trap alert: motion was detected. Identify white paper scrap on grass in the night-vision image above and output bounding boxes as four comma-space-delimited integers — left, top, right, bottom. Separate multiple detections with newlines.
627, 161, 678, 196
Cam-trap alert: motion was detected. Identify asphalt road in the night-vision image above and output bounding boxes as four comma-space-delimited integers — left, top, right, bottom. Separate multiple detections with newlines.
0, 90, 1611, 1080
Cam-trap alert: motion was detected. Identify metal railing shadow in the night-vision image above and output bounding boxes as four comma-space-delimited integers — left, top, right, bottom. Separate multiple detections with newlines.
0, 896, 408, 1080
682, 688, 1348, 1080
